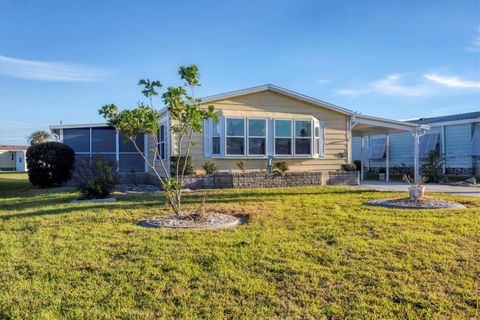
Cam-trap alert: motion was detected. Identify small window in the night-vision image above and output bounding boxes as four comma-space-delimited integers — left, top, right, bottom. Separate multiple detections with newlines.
274, 120, 292, 155
158, 124, 166, 160
212, 121, 221, 155
226, 118, 245, 155
294, 120, 312, 155
248, 119, 266, 155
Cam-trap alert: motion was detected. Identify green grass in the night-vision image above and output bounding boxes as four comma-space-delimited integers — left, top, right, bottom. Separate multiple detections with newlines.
0, 173, 479, 319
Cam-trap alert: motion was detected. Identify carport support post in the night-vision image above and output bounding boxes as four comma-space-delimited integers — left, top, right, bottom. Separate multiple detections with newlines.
360, 136, 365, 181
413, 131, 420, 183
385, 133, 390, 182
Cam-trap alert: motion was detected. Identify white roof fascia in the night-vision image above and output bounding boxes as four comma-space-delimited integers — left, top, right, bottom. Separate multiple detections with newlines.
417, 118, 480, 127
200, 84, 354, 115
353, 114, 430, 132
49, 123, 108, 129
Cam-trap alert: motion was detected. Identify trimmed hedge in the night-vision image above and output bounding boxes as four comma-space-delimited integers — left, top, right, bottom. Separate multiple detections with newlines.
26, 142, 75, 187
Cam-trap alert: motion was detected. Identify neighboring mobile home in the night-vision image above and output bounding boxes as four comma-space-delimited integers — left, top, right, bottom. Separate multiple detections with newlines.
352, 112, 480, 177
0, 145, 28, 172
50, 84, 429, 181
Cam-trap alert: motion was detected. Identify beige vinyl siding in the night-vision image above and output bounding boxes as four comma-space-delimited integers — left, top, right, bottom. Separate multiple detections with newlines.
0, 151, 15, 170
169, 91, 349, 173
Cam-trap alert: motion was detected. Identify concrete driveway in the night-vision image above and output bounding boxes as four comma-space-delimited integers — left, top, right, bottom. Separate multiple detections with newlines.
357, 181, 480, 197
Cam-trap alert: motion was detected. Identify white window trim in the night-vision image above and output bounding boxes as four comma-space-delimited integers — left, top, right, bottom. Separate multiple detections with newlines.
294, 119, 314, 157
207, 116, 321, 160
212, 119, 221, 156
247, 118, 267, 157
225, 117, 247, 157
273, 118, 293, 157
158, 123, 167, 160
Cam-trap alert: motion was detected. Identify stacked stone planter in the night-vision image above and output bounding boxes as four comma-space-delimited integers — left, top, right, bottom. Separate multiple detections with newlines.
182, 171, 359, 190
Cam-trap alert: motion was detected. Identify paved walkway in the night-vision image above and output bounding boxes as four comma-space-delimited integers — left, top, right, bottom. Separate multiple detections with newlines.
357, 181, 480, 197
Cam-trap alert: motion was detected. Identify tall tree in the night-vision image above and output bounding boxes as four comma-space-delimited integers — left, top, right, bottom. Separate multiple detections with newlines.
99, 65, 217, 216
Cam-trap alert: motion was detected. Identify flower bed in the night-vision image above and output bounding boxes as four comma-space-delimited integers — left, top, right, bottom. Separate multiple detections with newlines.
366, 197, 466, 209
138, 212, 242, 229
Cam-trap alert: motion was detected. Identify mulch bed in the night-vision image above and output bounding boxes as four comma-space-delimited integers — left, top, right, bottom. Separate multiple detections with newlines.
138, 212, 242, 229
366, 197, 466, 209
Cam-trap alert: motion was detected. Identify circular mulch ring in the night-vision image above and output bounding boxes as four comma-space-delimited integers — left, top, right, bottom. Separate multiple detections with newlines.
138, 212, 243, 229
366, 197, 466, 209
71, 197, 116, 204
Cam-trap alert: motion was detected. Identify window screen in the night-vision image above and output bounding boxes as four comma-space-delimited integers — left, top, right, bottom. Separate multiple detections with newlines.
119, 154, 145, 172
119, 134, 144, 152
63, 128, 90, 152
92, 127, 116, 153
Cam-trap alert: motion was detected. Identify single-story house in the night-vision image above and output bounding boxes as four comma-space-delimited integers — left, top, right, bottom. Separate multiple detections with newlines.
0, 145, 28, 172
352, 111, 480, 178
50, 84, 430, 182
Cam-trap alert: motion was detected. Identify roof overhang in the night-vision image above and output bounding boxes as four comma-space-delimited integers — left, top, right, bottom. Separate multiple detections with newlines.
49, 123, 108, 130
200, 84, 354, 116
352, 114, 430, 136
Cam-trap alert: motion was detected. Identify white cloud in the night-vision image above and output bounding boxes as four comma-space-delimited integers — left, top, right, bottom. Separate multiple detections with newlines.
336, 73, 433, 97
424, 73, 480, 89
466, 27, 480, 53
371, 73, 433, 97
337, 72, 480, 97
314, 79, 330, 85
0, 55, 111, 81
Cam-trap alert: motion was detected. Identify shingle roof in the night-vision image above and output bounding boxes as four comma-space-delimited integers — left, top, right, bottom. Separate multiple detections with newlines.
0, 145, 29, 151
407, 111, 480, 124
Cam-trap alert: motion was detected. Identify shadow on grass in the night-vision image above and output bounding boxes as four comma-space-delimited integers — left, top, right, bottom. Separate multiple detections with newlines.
1, 187, 383, 221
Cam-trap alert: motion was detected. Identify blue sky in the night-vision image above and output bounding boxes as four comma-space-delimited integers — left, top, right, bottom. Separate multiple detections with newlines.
0, 0, 479, 144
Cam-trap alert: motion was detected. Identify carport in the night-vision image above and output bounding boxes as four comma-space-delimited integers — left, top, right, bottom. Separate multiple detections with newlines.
351, 114, 430, 182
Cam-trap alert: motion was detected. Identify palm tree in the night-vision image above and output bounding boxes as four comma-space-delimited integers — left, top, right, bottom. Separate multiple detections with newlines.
28, 130, 51, 145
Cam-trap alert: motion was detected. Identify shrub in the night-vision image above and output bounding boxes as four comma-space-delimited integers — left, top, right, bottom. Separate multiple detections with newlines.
170, 156, 194, 176
271, 161, 289, 176
203, 161, 216, 175
421, 150, 444, 183
74, 155, 118, 199
341, 163, 357, 171
353, 160, 361, 171
26, 142, 75, 187
236, 160, 248, 172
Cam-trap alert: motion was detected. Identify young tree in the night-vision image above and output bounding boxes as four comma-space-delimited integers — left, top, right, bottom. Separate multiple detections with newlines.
99, 65, 217, 216
28, 130, 51, 145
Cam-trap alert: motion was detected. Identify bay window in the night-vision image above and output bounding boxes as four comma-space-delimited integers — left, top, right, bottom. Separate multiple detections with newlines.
205, 116, 324, 158
248, 119, 266, 155
274, 120, 293, 155
226, 118, 245, 155
294, 120, 312, 155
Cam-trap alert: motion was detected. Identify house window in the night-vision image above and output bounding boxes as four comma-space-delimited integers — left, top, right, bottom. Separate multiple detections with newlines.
274, 120, 292, 155
158, 124, 166, 160
248, 119, 266, 155
212, 120, 221, 155
226, 118, 245, 155
294, 120, 312, 155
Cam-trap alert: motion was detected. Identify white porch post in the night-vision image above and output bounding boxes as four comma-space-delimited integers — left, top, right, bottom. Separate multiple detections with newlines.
360, 136, 365, 181
386, 133, 390, 182
413, 130, 420, 183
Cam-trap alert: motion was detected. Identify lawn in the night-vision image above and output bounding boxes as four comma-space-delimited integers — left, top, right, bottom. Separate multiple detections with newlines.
0, 173, 479, 319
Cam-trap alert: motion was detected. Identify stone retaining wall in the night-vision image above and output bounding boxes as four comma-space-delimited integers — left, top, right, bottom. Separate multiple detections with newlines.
182, 171, 359, 190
